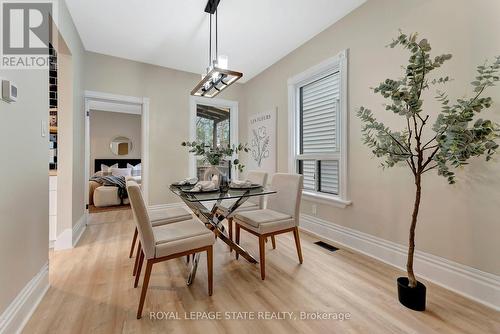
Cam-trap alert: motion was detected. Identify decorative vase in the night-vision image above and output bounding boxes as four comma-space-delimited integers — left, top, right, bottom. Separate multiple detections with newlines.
203, 165, 221, 187
397, 277, 426, 311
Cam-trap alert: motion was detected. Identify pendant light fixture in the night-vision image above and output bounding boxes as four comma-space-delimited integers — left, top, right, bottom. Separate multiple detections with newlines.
191, 0, 243, 98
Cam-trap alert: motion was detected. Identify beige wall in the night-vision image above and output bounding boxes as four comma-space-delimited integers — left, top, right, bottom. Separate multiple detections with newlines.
56, 51, 75, 241
0, 70, 49, 314
240, 0, 500, 275
89, 111, 141, 173
83, 52, 245, 205
0, 0, 85, 314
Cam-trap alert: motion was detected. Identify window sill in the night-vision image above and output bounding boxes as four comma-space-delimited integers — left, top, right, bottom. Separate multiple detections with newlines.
302, 191, 352, 208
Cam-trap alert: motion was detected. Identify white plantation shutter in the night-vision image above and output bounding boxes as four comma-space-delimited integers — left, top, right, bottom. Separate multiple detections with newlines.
319, 160, 339, 194
301, 72, 340, 154
301, 160, 316, 191
289, 51, 348, 203
298, 71, 341, 196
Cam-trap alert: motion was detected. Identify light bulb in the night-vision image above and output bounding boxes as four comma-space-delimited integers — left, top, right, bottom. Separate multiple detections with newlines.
212, 71, 220, 82
217, 55, 228, 69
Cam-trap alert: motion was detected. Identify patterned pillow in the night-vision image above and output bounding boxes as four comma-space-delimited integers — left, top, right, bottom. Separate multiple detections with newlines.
111, 167, 132, 177
127, 163, 142, 176
101, 163, 118, 176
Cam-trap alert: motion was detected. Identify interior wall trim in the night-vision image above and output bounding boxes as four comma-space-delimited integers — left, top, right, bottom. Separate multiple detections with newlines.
0, 263, 49, 334
53, 214, 87, 250
72, 214, 87, 247
299, 214, 500, 311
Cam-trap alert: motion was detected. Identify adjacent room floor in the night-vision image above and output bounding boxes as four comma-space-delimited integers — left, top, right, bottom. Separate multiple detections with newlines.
24, 210, 499, 333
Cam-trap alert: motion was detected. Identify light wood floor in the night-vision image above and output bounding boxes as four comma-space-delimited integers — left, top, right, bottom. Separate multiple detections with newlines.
24, 210, 499, 333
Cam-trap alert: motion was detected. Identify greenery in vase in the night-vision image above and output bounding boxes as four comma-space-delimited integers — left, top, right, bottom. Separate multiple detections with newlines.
181, 141, 249, 173
357, 31, 500, 288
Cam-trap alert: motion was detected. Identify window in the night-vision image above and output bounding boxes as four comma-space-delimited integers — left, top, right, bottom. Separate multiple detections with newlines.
196, 104, 231, 179
189, 97, 239, 181
288, 50, 350, 207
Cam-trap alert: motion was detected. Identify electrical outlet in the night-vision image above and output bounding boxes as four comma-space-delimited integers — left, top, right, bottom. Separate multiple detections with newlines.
311, 204, 317, 216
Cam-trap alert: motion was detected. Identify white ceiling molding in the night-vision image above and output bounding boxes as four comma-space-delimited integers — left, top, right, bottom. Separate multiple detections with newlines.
88, 100, 142, 115
66, 0, 366, 82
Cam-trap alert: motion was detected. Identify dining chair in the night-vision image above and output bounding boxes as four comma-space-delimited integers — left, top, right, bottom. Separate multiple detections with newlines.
224, 171, 268, 251
127, 181, 215, 319
126, 181, 193, 276
129, 206, 192, 257
233, 173, 303, 280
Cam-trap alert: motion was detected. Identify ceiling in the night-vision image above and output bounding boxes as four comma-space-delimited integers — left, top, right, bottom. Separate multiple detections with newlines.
66, 0, 366, 82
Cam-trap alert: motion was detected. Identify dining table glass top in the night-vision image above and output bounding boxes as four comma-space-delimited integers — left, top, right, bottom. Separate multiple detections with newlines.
169, 185, 276, 202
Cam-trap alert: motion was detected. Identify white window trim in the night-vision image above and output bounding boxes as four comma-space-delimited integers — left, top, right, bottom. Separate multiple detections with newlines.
188, 96, 239, 179
287, 50, 351, 208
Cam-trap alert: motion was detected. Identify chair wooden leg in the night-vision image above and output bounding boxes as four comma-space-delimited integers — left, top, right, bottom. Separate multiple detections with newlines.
137, 260, 153, 319
228, 218, 233, 252
207, 246, 213, 296
129, 227, 138, 258
235, 223, 241, 260
134, 250, 144, 288
133, 242, 142, 276
271, 235, 276, 249
293, 227, 303, 264
186, 255, 190, 263
259, 236, 266, 280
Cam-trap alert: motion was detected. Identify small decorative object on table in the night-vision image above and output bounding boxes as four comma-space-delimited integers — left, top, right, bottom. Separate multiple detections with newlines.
181, 141, 249, 186
184, 180, 218, 193
220, 173, 230, 192
171, 177, 198, 187
229, 179, 260, 189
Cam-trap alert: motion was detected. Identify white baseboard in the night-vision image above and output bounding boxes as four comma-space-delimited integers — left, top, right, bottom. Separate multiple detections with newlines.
299, 214, 500, 311
53, 214, 87, 250
53, 228, 72, 250
0, 263, 49, 334
72, 214, 87, 247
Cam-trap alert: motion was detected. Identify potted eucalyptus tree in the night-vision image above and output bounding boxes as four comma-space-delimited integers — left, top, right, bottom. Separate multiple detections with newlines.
358, 32, 500, 311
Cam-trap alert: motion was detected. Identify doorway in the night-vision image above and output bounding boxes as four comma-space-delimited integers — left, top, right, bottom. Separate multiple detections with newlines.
84, 91, 150, 215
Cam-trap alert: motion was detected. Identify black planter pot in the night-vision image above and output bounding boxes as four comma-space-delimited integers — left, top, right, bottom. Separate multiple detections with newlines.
397, 277, 426, 311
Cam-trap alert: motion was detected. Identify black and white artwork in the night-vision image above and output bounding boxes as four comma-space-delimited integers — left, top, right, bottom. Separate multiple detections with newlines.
248, 109, 276, 172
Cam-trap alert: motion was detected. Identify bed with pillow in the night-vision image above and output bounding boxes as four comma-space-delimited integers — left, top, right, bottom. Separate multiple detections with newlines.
90, 159, 142, 207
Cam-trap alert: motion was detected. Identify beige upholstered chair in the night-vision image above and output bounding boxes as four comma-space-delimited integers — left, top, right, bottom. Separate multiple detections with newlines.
126, 180, 192, 259
233, 173, 303, 280
127, 181, 215, 319
225, 171, 268, 247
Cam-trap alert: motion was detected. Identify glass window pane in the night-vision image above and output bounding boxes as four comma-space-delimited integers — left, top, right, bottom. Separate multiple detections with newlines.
196, 104, 231, 179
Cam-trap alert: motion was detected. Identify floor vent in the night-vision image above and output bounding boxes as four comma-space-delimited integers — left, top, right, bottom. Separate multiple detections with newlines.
314, 241, 339, 252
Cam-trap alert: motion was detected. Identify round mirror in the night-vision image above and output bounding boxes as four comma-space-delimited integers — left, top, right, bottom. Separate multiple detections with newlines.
110, 136, 132, 156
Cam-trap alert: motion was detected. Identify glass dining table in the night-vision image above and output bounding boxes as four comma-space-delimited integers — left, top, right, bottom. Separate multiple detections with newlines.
169, 184, 276, 285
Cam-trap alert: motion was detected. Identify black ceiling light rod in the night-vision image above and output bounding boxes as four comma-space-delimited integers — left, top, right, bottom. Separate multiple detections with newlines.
204, 0, 221, 14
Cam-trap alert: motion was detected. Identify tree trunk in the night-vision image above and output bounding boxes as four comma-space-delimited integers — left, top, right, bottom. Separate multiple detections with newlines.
407, 173, 422, 288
